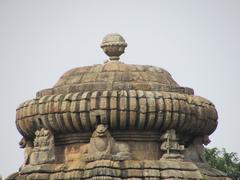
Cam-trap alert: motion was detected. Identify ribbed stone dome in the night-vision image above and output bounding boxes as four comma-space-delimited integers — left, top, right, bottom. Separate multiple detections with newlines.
16, 33, 217, 142
10, 34, 227, 180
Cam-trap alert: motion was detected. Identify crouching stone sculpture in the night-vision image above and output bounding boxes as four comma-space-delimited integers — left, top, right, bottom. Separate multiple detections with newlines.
29, 128, 55, 165
184, 135, 211, 163
19, 137, 33, 170
80, 124, 132, 162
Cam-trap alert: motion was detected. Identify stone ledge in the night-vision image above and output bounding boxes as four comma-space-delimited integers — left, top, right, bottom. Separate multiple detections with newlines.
9, 159, 230, 180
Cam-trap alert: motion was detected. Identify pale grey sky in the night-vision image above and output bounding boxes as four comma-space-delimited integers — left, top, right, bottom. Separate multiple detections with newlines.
0, 0, 240, 178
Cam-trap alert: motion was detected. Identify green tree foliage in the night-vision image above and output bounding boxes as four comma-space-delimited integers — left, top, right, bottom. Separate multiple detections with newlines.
205, 147, 240, 180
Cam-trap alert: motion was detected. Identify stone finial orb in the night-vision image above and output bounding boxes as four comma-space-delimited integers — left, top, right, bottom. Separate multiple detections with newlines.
101, 33, 127, 61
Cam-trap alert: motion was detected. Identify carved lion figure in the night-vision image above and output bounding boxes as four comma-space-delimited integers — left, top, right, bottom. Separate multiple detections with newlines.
184, 135, 210, 163
80, 124, 132, 161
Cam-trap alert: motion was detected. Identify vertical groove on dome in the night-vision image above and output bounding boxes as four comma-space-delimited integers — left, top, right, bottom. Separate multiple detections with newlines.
137, 90, 147, 129
70, 92, 83, 131
145, 91, 156, 129
181, 99, 191, 133
100, 91, 109, 126
129, 90, 137, 129
48, 95, 60, 132
119, 90, 128, 129
110, 90, 117, 129
62, 93, 74, 132
153, 92, 164, 130
162, 93, 172, 130
79, 92, 91, 131
55, 94, 68, 133
90, 91, 100, 129
170, 93, 180, 129
178, 97, 186, 131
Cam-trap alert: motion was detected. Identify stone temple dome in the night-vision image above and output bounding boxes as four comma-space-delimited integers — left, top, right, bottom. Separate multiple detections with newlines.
8, 33, 229, 179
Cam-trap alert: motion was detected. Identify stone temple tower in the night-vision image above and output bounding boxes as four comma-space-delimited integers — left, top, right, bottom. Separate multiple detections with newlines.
8, 34, 230, 179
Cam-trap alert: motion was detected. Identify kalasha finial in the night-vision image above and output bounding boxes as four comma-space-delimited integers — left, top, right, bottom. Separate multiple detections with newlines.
101, 33, 127, 62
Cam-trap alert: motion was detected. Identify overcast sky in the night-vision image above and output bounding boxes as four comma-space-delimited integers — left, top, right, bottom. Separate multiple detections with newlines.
0, 0, 240, 178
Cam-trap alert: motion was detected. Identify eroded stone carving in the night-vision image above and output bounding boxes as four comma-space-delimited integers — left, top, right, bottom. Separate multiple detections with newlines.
19, 137, 33, 170
29, 128, 55, 165
184, 135, 210, 163
160, 129, 184, 160
80, 124, 132, 162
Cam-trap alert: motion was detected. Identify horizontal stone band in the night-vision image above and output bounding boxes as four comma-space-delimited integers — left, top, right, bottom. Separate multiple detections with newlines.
17, 160, 202, 179
16, 90, 217, 139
